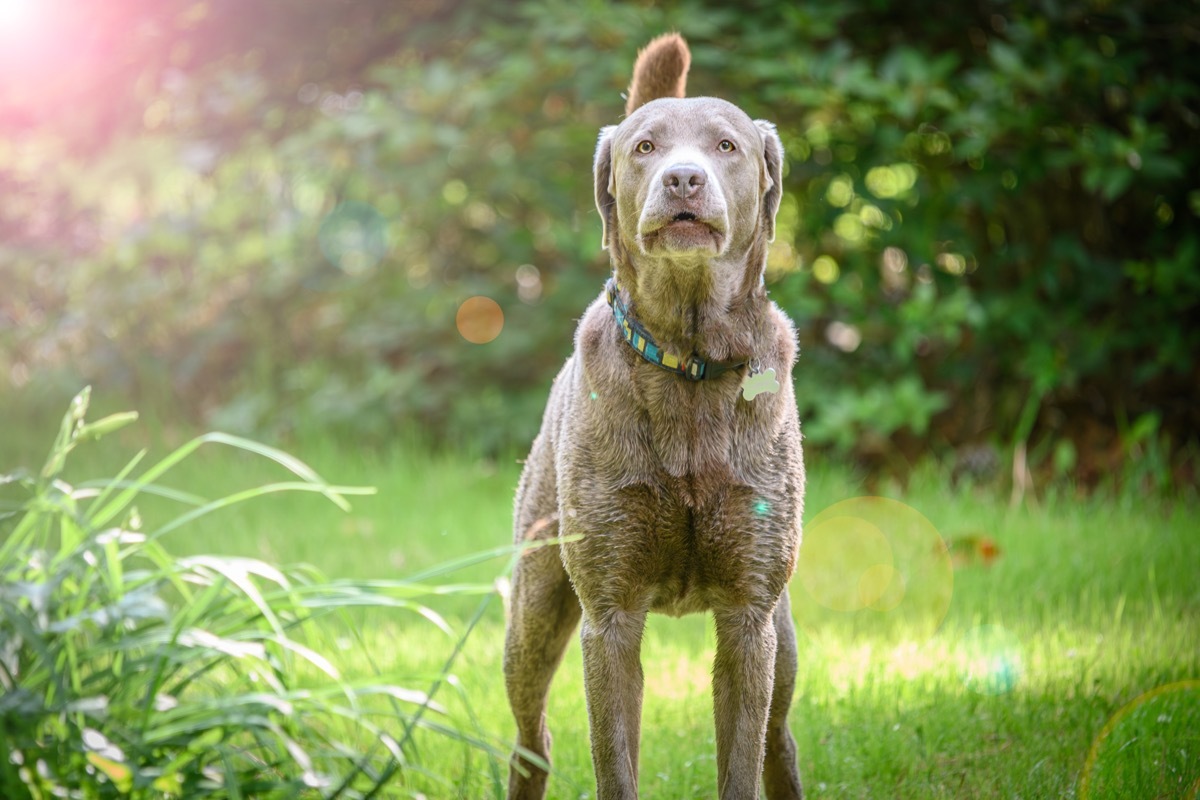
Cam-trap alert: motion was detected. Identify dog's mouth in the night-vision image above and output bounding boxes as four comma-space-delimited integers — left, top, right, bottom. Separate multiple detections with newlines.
636, 204, 729, 255
659, 211, 722, 233
638, 221, 726, 257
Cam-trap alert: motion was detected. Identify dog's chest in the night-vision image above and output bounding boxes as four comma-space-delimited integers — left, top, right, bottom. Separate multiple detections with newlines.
584, 467, 796, 616
563, 340, 800, 613
578, 382, 791, 601
632, 365, 778, 486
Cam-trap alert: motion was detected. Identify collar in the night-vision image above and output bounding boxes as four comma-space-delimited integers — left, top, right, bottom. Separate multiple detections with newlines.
604, 278, 748, 381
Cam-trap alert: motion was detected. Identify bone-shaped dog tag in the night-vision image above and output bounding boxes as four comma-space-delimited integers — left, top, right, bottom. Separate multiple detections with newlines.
741, 366, 780, 401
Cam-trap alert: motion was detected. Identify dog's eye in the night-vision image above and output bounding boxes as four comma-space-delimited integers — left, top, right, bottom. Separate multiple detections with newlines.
717, 140, 736, 153
635, 140, 655, 154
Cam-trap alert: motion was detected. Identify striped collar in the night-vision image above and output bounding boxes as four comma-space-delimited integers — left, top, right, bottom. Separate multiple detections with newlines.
604, 278, 748, 381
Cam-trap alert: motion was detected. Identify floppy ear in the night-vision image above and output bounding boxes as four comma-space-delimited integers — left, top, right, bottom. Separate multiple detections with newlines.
594, 125, 617, 250
755, 119, 784, 242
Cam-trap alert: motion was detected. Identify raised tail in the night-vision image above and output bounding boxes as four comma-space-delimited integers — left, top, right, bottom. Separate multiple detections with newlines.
625, 33, 690, 116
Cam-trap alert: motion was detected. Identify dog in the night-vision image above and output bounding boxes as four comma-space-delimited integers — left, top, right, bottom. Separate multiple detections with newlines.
504, 33, 805, 800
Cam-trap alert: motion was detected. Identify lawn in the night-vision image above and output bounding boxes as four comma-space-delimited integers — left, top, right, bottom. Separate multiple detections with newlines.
2, 408, 1197, 799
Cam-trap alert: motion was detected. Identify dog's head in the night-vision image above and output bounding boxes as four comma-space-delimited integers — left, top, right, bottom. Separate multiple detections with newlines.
594, 35, 783, 274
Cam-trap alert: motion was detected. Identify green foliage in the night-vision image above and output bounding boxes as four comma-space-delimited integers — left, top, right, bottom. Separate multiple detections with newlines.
0, 389, 515, 798
748, 2, 1199, 462
0, 1, 1196, 470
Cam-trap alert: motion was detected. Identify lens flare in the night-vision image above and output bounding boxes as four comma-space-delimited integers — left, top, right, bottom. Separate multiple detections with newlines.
0, 0, 39, 35
798, 514, 893, 613
793, 497, 953, 643
1080, 681, 1200, 799
958, 624, 1022, 694
456, 296, 504, 344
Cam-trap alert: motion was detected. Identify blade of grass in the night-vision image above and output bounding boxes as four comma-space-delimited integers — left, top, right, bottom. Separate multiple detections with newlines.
80, 476, 207, 508
88, 432, 372, 532
81, 447, 149, 514
146, 482, 375, 544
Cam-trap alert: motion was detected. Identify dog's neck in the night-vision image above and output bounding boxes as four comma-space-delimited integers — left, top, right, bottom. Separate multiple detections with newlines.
612, 245, 769, 363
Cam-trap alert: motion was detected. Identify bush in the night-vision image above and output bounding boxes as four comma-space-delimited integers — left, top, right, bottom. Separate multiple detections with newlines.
1, 1, 1195, 475
0, 388, 513, 798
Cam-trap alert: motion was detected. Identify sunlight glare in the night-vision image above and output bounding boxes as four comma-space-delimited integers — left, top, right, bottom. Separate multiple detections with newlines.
0, 0, 40, 36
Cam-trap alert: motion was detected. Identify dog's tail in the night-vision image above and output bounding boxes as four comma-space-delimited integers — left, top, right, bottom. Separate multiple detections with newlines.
625, 33, 690, 116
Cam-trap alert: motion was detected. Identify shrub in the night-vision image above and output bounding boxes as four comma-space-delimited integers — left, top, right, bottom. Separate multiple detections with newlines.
1, 1, 1195, 474
0, 388, 513, 798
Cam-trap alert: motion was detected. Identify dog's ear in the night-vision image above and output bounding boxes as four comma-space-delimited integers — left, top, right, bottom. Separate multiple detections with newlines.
594, 125, 617, 250
625, 33, 690, 116
755, 119, 784, 242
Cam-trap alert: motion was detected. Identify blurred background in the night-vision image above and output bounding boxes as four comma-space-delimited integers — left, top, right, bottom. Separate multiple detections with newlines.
2, 0, 1197, 489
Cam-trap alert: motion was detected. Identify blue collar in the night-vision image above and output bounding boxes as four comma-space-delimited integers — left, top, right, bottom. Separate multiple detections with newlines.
604, 278, 748, 381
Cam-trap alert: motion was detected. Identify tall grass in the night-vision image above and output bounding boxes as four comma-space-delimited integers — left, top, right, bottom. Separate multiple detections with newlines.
0, 388, 519, 798
2, 389, 1196, 798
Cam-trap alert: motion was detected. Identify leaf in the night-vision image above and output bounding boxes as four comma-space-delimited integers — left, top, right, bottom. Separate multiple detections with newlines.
87, 432, 376, 533
153, 771, 184, 794
1100, 168, 1133, 201
1127, 413, 1160, 446
76, 412, 139, 442
40, 387, 91, 482
0, 468, 31, 486
989, 41, 1022, 75
87, 752, 134, 792
0, 688, 43, 717
175, 629, 269, 662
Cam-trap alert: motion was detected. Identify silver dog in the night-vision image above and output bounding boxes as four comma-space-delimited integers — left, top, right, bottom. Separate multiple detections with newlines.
505, 33, 805, 800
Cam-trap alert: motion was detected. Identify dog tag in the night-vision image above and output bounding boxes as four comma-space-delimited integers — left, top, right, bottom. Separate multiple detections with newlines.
741, 366, 780, 401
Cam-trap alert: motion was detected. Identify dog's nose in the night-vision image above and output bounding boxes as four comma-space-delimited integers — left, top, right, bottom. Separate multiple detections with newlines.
662, 163, 707, 199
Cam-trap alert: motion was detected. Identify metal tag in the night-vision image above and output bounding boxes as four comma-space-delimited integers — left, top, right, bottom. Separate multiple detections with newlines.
741, 366, 780, 401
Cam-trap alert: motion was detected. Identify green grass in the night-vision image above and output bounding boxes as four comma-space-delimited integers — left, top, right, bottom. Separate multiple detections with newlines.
1, 394, 519, 798
2, 412, 1197, 799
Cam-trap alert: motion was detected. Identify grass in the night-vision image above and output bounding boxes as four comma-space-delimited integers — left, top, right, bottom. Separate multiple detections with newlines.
1, 391, 530, 798
2, 403, 1197, 799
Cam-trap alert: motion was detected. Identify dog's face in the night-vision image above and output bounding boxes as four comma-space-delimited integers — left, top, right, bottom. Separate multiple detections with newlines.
595, 97, 783, 266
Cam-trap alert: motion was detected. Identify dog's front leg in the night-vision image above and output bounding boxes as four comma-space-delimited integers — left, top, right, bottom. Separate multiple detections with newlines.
579, 606, 647, 800
713, 604, 778, 800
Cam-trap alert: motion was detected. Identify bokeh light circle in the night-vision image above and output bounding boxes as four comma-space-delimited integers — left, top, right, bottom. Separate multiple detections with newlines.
862, 563, 905, 612
798, 515, 893, 612
1080, 680, 1200, 799
793, 497, 953, 643
456, 296, 504, 344
318, 201, 388, 275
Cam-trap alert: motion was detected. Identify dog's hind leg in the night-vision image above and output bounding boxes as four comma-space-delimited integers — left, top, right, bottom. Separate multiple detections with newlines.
505, 531, 582, 800
762, 588, 804, 799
